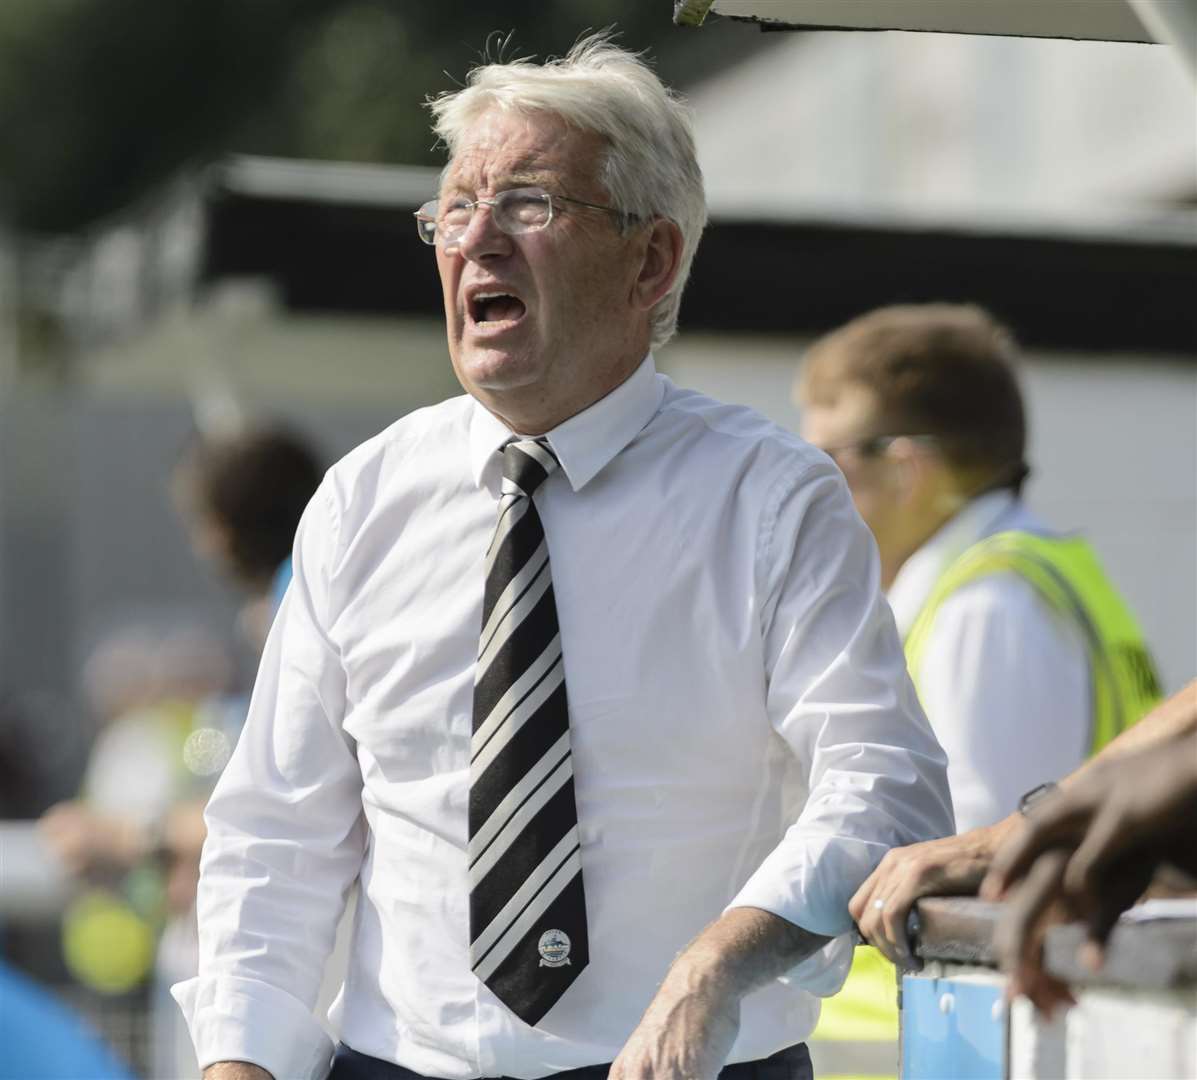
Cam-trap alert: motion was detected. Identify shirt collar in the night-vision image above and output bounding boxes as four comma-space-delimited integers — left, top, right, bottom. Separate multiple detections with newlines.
468, 353, 663, 492
887, 488, 1021, 637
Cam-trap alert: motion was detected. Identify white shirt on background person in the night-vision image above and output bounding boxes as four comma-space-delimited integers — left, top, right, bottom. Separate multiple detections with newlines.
887, 489, 1090, 833
174, 355, 953, 1080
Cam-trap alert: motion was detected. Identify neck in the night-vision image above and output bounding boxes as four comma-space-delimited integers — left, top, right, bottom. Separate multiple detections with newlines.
879, 553, 905, 592
483, 390, 593, 437
882, 499, 966, 590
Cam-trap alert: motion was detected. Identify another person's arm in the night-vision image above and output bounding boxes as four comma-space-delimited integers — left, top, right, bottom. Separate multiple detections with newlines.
179, 484, 367, 1080
39, 802, 157, 874
983, 688, 1197, 1012
614, 462, 953, 1078
849, 679, 1197, 965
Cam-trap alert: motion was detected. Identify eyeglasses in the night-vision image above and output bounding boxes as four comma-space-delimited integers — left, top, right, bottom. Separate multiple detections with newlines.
414, 186, 633, 250
817, 434, 940, 462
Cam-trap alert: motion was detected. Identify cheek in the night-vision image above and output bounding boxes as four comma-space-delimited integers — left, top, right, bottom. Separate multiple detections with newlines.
840, 469, 886, 529
855, 483, 907, 546
541, 237, 632, 314
437, 256, 459, 311
849, 491, 880, 532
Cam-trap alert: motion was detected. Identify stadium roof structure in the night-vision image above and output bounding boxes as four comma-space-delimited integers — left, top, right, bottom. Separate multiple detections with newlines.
675, 0, 1153, 40
673, 0, 1196, 73
204, 154, 1197, 355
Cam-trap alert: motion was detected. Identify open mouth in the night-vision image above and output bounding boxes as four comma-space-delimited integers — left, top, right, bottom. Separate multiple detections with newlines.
468, 290, 527, 328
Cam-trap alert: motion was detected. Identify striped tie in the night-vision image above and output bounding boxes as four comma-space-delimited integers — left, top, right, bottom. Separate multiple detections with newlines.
468, 438, 589, 1025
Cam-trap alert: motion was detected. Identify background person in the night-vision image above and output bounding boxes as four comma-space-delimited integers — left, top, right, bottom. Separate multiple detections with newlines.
172, 424, 325, 647
175, 35, 954, 1080
38, 622, 240, 1077
796, 303, 1160, 833
794, 303, 1160, 1078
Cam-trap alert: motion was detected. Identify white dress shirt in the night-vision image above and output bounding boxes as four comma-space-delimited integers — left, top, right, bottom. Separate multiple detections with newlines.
174, 355, 952, 1080
887, 490, 1090, 833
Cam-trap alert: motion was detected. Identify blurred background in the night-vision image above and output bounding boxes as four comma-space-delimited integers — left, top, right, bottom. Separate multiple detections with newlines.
0, 1, 1193, 1076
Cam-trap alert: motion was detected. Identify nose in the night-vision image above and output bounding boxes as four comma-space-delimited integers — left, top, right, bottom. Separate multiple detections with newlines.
452, 201, 512, 262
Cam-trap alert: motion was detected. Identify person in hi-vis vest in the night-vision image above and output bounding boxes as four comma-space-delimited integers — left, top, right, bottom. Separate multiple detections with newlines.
793, 303, 1160, 1080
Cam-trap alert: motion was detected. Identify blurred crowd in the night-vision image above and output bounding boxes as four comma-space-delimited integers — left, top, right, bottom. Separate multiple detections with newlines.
1, 425, 322, 1078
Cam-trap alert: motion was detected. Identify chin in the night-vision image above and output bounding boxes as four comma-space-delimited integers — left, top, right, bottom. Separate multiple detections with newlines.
458, 347, 543, 394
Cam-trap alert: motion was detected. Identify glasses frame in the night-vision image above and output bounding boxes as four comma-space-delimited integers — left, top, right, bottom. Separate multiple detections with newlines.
414, 186, 635, 249
817, 433, 941, 462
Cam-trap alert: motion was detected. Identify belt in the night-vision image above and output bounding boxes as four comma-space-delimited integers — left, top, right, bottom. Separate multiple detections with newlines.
329, 1041, 813, 1080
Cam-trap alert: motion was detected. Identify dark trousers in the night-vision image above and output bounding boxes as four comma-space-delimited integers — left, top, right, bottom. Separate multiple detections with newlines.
329, 1041, 813, 1080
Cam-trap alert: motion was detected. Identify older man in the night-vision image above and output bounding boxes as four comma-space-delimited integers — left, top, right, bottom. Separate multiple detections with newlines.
175, 37, 952, 1080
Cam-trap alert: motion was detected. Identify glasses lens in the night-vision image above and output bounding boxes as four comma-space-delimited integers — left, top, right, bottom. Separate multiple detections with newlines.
415, 201, 438, 245
440, 197, 474, 231
494, 188, 551, 234
420, 188, 554, 248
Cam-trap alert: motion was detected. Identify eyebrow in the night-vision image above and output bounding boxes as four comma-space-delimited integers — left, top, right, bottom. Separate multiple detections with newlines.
442, 167, 558, 198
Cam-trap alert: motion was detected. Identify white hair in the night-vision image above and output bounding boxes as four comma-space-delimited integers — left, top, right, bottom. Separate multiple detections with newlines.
427, 32, 708, 349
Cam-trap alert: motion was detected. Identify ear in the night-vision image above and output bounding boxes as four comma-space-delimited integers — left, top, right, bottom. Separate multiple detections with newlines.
886, 437, 932, 504
630, 219, 685, 313
890, 438, 961, 513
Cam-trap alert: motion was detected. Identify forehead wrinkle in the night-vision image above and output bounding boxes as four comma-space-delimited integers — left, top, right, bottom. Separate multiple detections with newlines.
441, 112, 607, 200
444, 150, 563, 197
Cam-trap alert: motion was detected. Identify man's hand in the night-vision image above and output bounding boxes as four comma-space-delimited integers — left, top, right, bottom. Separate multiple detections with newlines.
608, 966, 740, 1080
986, 848, 1079, 1016
203, 1062, 274, 1080
983, 729, 1197, 908
847, 817, 1020, 967
981, 725, 1197, 1014
609, 907, 830, 1080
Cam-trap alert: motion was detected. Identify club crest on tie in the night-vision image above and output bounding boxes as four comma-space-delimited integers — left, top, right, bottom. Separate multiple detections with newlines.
537, 929, 572, 967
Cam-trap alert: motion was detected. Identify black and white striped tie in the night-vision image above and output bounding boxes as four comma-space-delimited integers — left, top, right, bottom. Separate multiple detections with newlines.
468, 438, 588, 1026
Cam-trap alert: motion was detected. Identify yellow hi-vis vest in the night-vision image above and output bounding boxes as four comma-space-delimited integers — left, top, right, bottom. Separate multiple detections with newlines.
808, 529, 1161, 1080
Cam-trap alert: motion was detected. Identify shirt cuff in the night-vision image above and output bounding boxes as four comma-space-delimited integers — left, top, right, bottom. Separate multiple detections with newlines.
776, 932, 856, 997
726, 832, 885, 938
172, 974, 336, 1080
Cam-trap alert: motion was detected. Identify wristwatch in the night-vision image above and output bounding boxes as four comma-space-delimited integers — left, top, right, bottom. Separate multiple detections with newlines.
1018, 780, 1060, 817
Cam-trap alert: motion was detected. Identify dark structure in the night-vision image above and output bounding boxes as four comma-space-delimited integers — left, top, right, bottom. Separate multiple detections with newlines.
202, 164, 1197, 356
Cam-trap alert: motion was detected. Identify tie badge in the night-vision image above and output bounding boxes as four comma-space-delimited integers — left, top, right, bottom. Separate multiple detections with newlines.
537, 929, 572, 968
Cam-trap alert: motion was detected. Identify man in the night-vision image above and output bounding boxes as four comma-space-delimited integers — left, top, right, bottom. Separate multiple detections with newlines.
795, 303, 1159, 1076
175, 37, 953, 1080
796, 304, 1159, 832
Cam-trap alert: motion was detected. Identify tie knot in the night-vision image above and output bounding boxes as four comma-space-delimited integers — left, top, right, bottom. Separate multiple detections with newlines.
502, 439, 559, 498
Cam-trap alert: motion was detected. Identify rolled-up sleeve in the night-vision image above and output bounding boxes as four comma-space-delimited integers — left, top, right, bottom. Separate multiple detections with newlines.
729, 461, 954, 939
173, 481, 366, 1080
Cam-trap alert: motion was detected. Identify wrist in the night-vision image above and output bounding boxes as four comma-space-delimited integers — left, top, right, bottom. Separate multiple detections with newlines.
203, 1062, 274, 1080
1017, 781, 1060, 818
663, 945, 736, 1001
660, 907, 820, 1007
984, 813, 1023, 855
